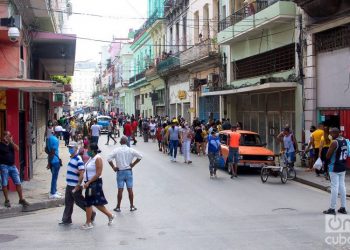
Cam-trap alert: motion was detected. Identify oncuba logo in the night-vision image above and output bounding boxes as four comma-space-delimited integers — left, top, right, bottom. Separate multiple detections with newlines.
325, 215, 350, 233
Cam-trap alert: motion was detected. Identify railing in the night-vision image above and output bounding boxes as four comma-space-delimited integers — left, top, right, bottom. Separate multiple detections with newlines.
180, 39, 218, 66
129, 70, 146, 84
218, 0, 269, 32
134, 10, 159, 41
157, 54, 180, 73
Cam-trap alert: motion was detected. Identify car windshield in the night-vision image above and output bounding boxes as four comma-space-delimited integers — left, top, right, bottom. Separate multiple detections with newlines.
240, 134, 262, 146
98, 117, 110, 122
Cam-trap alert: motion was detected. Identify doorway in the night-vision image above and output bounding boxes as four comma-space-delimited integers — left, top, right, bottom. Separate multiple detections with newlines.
19, 111, 26, 181
267, 112, 281, 154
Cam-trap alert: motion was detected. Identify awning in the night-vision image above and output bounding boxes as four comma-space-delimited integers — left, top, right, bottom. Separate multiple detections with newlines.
31, 32, 76, 76
0, 78, 63, 92
201, 82, 298, 96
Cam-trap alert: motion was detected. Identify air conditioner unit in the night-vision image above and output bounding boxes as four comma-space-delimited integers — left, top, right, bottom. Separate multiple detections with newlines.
18, 59, 26, 78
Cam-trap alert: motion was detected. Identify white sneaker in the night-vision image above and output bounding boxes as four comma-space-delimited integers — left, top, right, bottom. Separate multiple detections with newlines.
108, 214, 115, 226
49, 193, 62, 199
55, 192, 63, 196
81, 223, 94, 230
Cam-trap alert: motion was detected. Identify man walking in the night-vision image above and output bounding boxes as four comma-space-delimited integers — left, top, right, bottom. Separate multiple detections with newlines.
105, 120, 117, 145
323, 127, 348, 215
309, 123, 324, 176
59, 141, 96, 225
107, 136, 142, 212
166, 120, 182, 162
123, 120, 133, 147
0, 131, 29, 208
227, 125, 240, 178
47, 131, 62, 199
90, 120, 101, 145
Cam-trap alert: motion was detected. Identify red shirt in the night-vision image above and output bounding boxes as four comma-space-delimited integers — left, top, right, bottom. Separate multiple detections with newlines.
132, 121, 138, 131
124, 123, 132, 136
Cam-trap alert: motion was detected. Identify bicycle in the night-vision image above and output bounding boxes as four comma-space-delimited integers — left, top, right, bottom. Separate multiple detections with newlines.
260, 152, 296, 184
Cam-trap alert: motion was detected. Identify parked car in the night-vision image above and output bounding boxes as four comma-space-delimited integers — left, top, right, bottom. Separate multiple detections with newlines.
97, 115, 111, 133
219, 130, 275, 170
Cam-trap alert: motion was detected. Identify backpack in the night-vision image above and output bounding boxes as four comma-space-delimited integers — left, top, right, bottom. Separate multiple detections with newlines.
208, 135, 220, 153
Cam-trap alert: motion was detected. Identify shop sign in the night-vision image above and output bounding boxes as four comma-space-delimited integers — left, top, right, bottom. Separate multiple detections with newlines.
0, 91, 6, 109
178, 90, 187, 100
188, 108, 195, 113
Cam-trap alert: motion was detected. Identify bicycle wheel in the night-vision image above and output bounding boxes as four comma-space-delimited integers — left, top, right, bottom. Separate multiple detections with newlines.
260, 167, 269, 183
287, 166, 296, 180
280, 167, 288, 184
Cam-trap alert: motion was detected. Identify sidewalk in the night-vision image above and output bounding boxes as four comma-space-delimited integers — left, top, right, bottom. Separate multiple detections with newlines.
0, 141, 69, 218
294, 167, 350, 197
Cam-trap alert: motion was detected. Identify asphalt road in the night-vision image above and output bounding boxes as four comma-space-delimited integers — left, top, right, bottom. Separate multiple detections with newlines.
0, 135, 343, 250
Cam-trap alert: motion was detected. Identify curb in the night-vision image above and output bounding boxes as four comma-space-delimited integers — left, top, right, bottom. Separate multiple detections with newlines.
0, 198, 64, 218
294, 177, 350, 198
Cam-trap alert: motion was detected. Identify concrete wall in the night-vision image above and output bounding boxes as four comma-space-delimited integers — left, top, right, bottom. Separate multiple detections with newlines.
316, 48, 350, 108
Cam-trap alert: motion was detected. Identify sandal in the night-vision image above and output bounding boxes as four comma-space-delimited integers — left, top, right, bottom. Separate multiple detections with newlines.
113, 207, 121, 212
130, 206, 137, 212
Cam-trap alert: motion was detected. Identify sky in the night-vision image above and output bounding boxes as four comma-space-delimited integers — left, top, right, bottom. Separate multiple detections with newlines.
69, 0, 147, 62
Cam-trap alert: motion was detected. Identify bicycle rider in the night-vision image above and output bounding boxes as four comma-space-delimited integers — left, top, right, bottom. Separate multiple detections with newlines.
281, 127, 298, 167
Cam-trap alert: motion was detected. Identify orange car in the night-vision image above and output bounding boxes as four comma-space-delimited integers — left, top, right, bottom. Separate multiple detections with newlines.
219, 130, 275, 170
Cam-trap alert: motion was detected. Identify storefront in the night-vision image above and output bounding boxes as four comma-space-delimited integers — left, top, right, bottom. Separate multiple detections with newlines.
169, 81, 192, 121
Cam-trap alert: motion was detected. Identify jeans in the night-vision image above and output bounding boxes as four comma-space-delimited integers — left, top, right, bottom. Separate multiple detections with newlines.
169, 140, 179, 159
0, 164, 21, 186
50, 163, 61, 195
62, 185, 86, 223
208, 152, 219, 173
182, 140, 191, 162
106, 132, 116, 144
91, 136, 99, 145
329, 171, 347, 209
127, 136, 131, 147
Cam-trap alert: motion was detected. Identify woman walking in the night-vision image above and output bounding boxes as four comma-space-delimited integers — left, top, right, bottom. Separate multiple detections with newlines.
319, 126, 332, 180
194, 125, 204, 156
181, 123, 193, 164
82, 143, 115, 230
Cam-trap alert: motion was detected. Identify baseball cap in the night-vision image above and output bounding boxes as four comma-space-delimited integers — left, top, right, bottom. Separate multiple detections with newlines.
68, 141, 78, 148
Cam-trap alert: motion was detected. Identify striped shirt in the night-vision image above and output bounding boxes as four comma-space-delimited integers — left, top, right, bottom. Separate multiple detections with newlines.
66, 154, 85, 187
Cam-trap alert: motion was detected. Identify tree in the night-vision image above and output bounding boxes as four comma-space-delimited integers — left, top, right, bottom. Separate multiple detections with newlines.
50, 75, 72, 85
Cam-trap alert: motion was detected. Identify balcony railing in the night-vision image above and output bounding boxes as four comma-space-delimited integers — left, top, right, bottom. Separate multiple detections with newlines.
133, 10, 159, 42
180, 39, 218, 66
157, 54, 180, 73
219, 0, 271, 32
129, 70, 146, 84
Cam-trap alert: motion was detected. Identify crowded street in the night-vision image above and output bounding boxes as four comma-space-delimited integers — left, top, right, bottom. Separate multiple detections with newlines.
0, 135, 335, 250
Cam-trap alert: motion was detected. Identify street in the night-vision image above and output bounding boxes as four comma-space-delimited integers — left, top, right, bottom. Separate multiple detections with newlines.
0, 135, 338, 250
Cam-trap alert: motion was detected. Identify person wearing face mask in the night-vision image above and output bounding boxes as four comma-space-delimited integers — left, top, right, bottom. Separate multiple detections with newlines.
59, 141, 96, 225
180, 123, 193, 164
82, 143, 115, 230
0, 131, 29, 208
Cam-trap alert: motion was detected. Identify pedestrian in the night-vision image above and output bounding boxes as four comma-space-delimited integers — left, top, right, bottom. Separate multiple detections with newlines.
194, 125, 205, 156
79, 138, 90, 164
180, 122, 193, 164
323, 127, 348, 215
54, 124, 63, 140
156, 124, 163, 152
281, 127, 297, 167
90, 120, 101, 145
70, 117, 77, 141
207, 130, 221, 178
319, 126, 332, 180
59, 141, 96, 225
149, 120, 157, 142
166, 120, 181, 162
305, 125, 316, 169
227, 125, 240, 178
123, 120, 133, 147
107, 136, 142, 212
142, 119, 150, 142
309, 123, 324, 176
0, 131, 29, 208
105, 120, 117, 145
81, 143, 115, 230
222, 118, 232, 130
131, 118, 138, 145
46, 131, 62, 199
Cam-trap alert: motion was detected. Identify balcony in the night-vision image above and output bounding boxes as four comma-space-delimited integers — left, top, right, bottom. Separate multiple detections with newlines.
218, 0, 296, 44
293, 0, 344, 18
180, 39, 219, 67
157, 55, 180, 73
133, 10, 159, 42
129, 70, 146, 85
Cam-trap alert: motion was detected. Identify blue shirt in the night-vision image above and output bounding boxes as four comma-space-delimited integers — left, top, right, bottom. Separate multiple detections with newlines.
66, 155, 84, 186
47, 135, 59, 164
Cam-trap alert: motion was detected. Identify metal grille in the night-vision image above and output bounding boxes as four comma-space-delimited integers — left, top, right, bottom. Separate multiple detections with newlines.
234, 44, 295, 80
315, 25, 350, 54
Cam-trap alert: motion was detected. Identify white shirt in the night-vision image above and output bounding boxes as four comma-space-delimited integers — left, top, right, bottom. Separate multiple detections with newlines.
91, 124, 101, 137
108, 145, 143, 171
54, 125, 63, 132
84, 154, 101, 182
